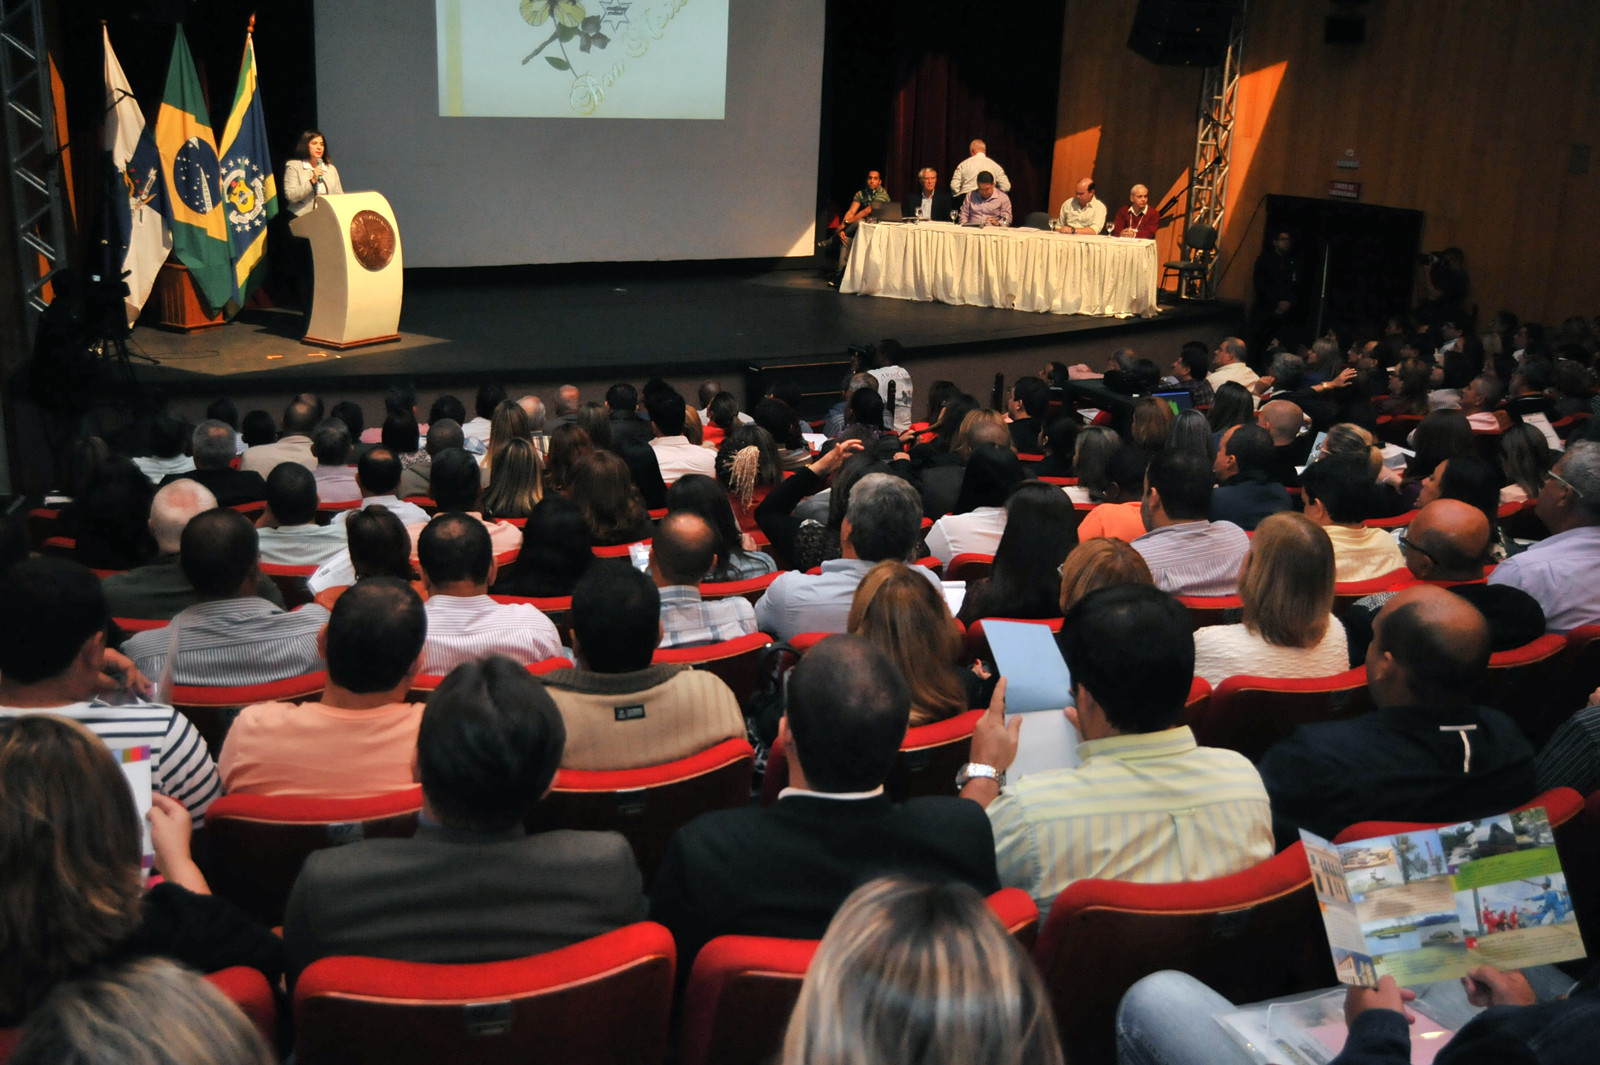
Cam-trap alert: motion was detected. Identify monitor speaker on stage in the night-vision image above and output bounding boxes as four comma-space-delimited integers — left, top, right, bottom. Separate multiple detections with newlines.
1126, 0, 1235, 67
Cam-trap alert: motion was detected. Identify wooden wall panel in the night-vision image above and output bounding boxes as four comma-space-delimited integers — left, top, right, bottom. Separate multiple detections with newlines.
1052, 0, 1600, 325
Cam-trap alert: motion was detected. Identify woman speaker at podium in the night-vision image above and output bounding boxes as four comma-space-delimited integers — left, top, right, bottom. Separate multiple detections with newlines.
277, 130, 344, 311
283, 130, 343, 214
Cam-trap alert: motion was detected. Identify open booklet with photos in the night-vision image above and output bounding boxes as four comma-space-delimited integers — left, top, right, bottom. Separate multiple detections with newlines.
1301, 807, 1586, 988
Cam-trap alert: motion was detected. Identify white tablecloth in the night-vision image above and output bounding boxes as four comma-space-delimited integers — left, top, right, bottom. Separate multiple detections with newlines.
840, 221, 1159, 318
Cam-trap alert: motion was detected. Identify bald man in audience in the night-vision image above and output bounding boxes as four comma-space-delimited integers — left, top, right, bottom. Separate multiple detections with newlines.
1256, 398, 1310, 487
241, 399, 320, 478
103, 480, 284, 620
1205, 337, 1259, 393
1258, 585, 1536, 846
651, 512, 758, 649
1341, 499, 1545, 664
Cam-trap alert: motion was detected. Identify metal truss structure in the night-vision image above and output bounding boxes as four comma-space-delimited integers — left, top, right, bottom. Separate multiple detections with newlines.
1183, 0, 1246, 301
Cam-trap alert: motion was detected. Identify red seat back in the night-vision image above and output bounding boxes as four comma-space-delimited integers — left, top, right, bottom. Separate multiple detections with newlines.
1332, 570, 1413, 617
294, 922, 676, 1065
944, 552, 995, 582
698, 571, 781, 605
1175, 594, 1244, 628
962, 616, 1062, 663
407, 658, 573, 701
1032, 843, 1334, 1065
593, 539, 651, 559
1481, 634, 1571, 747
260, 562, 319, 609
652, 633, 773, 712
170, 672, 329, 756
760, 709, 984, 807
1330, 786, 1585, 844
532, 739, 755, 889
1197, 667, 1373, 763
204, 788, 424, 928
205, 966, 279, 1049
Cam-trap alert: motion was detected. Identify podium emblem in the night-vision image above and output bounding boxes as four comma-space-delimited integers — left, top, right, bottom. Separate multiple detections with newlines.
349, 210, 396, 271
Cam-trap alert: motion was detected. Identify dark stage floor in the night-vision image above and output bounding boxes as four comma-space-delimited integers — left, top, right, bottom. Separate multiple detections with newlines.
122, 265, 1232, 394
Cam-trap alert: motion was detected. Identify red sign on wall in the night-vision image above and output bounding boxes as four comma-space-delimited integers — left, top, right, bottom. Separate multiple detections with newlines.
1328, 180, 1362, 200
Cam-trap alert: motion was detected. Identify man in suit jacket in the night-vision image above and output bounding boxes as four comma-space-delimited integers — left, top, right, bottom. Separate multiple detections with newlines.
282, 655, 646, 986
649, 635, 1000, 967
902, 166, 955, 222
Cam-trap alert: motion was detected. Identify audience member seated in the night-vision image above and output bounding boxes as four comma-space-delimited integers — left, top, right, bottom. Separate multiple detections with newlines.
1205, 337, 1259, 393
381, 410, 427, 470
1208, 424, 1292, 531
1067, 425, 1121, 504
1032, 412, 1081, 480
849, 561, 980, 726
1343, 500, 1544, 664
925, 445, 1024, 564
254, 463, 349, 567
11, 957, 277, 1065
103, 480, 287, 622
1302, 454, 1408, 580
1489, 440, 1600, 632
1258, 585, 1536, 846
961, 584, 1273, 914
756, 473, 935, 641
1399, 409, 1475, 509
1192, 513, 1348, 687
1076, 445, 1152, 541
667, 474, 778, 580
1537, 686, 1600, 799
1206, 380, 1256, 450
415, 514, 559, 674
310, 505, 425, 610
406, 447, 523, 560
957, 482, 1082, 626
0, 717, 281, 1028
712, 424, 781, 531
0, 559, 221, 821
220, 579, 426, 797
700, 389, 739, 446
396, 417, 465, 499
1163, 341, 1215, 408
480, 437, 546, 521
282, 656, 646, 985
603, 382, 653, 449
488, 497, 594, 599
161, 420, 266, 506
65, 455, 158, 571
1005, 376, 1050, 453
543, 423, 595, 495
1498, 422, 1555, 504
569, 449, 654, 547
779, 877, 1064, 1065
1255, 399, 1311, 487
1458, 373, 1509, 431
239, 408, 276, 449
330, 447, 429, 527
1116, 961, 1600, 1065
1130, 395, 1176, 458
1131, 449, 1251, 596
309, 417, 359, 503
240, 398, 319, 478
906, 391, 980, 472
538, 565, 743, 769
124, 509, 328, 688
461, 382, 502, 449
646, 389, 716, 483
358, 383, 425, 446
650, 635, 1000, 966
754, 439, 875, 572
650, 512, 758, 649
822, 373, 877, 438
131, 413, 195, 485
1056, 538, 1154, 620
915, 414, 1015, 521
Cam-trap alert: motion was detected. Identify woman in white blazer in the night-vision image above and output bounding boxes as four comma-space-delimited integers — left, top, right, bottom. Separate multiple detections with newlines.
282, 129, 343, 216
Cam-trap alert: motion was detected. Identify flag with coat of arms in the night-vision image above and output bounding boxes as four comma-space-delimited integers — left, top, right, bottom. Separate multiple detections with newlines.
154, 25, 233, 314
102, 26, 171, 326
218, 18, 276, 313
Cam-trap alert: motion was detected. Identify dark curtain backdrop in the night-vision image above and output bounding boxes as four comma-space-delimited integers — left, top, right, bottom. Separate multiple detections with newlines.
821, 1, 1065, 228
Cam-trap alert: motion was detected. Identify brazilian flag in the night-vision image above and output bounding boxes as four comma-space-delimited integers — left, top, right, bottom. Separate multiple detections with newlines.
218, 27, 276, 314
154, 26, 232, 313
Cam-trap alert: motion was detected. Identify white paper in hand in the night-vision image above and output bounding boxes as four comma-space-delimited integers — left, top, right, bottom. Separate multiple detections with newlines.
985, 620, 1079, 779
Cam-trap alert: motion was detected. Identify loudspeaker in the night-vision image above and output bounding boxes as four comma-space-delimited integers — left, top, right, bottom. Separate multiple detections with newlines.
1127, 0, 1235, 67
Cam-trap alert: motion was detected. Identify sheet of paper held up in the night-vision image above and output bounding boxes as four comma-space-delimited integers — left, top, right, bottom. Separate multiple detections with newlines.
985, 620, 1079, 778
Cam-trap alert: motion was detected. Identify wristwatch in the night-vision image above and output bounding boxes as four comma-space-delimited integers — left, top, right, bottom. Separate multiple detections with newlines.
955, 762, 1004, 789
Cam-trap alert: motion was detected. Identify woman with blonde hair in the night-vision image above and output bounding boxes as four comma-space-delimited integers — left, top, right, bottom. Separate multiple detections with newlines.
950, 408, 1012, 457
1057, 537, 1153, 614
483, 399, 531, 476
482, 437, 545, 520
715, 424, 784, 534
848, 562, 977, 727
781, 876, 1064, 1065
1191, 511, 1348, 687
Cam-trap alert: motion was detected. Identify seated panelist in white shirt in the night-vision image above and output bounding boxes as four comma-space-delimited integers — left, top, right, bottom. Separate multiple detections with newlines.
1056, 177, 1107, 235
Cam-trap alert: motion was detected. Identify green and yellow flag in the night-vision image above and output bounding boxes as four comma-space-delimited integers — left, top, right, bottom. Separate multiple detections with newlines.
154, 26, 232, 313
218, 21, 277, 313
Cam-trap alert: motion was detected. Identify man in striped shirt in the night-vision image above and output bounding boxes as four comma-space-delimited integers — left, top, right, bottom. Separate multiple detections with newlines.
417, 514, 561, 675
125, 509, 329, 688
1130, 449, 1252, 597
652, 512, 758, 649
959, 585, 1273, 914
0, 558, 220, 822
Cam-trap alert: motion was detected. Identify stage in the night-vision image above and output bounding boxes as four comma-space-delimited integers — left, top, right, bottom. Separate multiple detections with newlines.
121, 262, 1236, 399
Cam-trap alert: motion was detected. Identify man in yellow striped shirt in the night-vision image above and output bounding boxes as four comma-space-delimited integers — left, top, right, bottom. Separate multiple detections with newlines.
959, 585, 1274, 913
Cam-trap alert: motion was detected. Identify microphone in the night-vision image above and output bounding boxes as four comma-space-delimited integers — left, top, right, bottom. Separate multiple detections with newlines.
1158, 192, 1182, 215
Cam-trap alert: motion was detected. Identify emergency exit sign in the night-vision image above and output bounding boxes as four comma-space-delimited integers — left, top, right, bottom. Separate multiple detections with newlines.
1328, 181, 1362, 200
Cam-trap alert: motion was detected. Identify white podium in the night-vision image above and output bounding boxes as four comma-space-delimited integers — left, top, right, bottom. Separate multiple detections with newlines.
290, 191, 403, 349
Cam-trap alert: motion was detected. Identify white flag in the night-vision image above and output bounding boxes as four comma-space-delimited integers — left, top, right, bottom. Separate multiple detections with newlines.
103, 26, 172, 326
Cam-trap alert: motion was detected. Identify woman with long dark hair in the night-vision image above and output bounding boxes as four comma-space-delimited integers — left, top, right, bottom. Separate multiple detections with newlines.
957, 482, 1082, 625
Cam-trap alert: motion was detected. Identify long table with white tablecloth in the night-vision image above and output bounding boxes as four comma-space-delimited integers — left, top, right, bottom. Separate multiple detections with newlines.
840, 221, 1159, 318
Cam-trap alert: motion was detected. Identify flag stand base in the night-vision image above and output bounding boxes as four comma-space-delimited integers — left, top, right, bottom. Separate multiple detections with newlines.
152, 262, 225, 332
